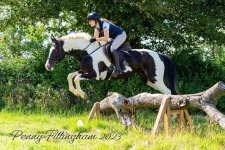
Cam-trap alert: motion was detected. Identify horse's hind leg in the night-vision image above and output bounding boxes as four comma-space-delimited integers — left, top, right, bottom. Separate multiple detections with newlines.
147, 80, 171, 94
138, 71, 148, 83
139, 70, 171, 94
143, 58, 172, 94
144, 69, 171, 94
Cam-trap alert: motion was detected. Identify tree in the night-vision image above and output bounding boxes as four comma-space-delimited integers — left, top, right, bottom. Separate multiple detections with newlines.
1, 0, 225, 48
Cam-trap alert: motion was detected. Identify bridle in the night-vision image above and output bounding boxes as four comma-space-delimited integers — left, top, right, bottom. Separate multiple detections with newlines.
48, 42, 64, 65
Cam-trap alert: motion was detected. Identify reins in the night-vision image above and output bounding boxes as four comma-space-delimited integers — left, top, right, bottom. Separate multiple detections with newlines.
82, 42, 106, 56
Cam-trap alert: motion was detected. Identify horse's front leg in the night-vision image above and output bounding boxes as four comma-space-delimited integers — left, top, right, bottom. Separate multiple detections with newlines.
74, 71, 97, 99
67, 71, 80, 96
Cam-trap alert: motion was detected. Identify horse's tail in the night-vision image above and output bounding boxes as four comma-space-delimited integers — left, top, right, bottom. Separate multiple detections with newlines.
159, 54, 178, 95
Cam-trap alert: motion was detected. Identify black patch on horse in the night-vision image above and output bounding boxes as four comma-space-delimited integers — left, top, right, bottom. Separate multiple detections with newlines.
68, 49, 89, 62
98, 61, 108, 72
80, 56, 97, 79
140, 51, 157, 83
68, 49, 97, 79
98, 61, 113, 80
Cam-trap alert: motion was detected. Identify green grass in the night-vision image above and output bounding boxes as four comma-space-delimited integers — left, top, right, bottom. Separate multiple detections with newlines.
0, 110, 225, 150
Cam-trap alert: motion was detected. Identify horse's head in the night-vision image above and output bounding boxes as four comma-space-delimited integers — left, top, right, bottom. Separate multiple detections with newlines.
45, 36, 66, 71
45, 32, 100, 70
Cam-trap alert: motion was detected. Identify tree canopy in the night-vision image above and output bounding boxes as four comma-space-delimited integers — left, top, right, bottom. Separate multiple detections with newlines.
0, 0, 224, 112
1, 0, 225, 48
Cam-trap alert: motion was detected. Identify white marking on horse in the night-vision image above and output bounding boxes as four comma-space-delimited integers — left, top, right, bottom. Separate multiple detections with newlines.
99, 70, 108, 80
123, 61, 132, 73
67, 71, 79, 96
74, 74, 88, 99
147, 81, 171, 94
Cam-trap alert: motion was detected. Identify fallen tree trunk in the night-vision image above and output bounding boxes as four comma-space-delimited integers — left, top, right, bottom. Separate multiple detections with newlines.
89, 81, 225, 130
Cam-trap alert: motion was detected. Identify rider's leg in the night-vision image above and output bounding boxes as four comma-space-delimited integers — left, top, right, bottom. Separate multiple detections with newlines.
111, 31, 127, 77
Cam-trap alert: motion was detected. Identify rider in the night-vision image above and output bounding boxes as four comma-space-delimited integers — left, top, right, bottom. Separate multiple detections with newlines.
87, 12, 127, 77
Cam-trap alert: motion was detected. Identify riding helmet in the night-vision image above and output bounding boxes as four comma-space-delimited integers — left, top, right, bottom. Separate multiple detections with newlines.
87, 12, 100, 20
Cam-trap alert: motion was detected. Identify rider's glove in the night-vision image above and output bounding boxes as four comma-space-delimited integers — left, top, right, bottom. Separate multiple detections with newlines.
90, 38, 96, 43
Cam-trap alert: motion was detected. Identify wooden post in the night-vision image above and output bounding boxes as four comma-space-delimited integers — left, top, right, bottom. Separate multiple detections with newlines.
177, 110, 185, 130
87, 102, 100, 122
171, 109, 192, 130
164, 98, 171, 135
152, 97, 171, 135
184, 110, 193, 128
95, 102, 100, 119
152, 97, 193, 135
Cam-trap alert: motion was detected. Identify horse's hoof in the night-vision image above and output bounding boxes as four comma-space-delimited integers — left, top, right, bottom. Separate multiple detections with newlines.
112, 71, 122, 78
84, 94, 89, 100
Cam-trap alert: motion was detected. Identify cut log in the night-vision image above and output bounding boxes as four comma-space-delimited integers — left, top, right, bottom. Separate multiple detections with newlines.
88, 81, 225, 130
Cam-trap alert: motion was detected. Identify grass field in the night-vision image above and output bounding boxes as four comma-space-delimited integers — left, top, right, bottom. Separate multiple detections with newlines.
0, 110, 225, 150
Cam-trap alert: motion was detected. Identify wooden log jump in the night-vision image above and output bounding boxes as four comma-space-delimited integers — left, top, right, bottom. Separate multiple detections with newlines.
87, 82, 225, 131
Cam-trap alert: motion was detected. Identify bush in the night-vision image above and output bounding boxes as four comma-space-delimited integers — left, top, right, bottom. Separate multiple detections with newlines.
0, 45, 224, 113
34, 84, 70, 112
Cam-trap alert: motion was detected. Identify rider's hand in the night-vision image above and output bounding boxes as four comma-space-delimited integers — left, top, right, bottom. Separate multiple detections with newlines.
90, 38, 96, 43
107, 38, 112, 44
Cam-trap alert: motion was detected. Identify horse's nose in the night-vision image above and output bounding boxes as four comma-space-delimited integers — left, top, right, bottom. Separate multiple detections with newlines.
45, 63, 50, 70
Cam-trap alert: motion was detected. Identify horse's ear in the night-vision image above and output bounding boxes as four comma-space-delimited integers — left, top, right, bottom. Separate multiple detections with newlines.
51, 37, 54, 42
51, 35, 58, 43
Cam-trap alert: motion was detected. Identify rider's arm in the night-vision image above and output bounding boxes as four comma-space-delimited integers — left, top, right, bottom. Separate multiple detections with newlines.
93, 29, 100, 38
96, 21, 110, 42
96, 29, 109, 42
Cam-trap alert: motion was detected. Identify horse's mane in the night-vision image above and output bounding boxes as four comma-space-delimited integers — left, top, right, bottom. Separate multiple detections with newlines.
60, 32, 91, 41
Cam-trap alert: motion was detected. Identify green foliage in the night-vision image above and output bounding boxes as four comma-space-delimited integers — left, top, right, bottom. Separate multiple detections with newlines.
1, 0, 225, 46
34, 84, 70, 112
0, 56, 74, 112
0, 1, 225, 113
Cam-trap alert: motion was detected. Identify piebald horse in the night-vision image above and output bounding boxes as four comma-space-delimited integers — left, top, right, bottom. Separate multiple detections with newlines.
45, 32, 177, 99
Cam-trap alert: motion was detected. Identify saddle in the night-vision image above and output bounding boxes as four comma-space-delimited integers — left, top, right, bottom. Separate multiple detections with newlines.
103, 39, 132, 64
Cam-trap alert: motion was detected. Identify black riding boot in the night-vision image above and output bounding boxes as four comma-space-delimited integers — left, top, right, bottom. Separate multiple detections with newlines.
112, 50, 122, 77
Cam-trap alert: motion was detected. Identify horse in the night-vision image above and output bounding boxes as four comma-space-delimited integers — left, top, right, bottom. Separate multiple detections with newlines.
45, 32, 177, 99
